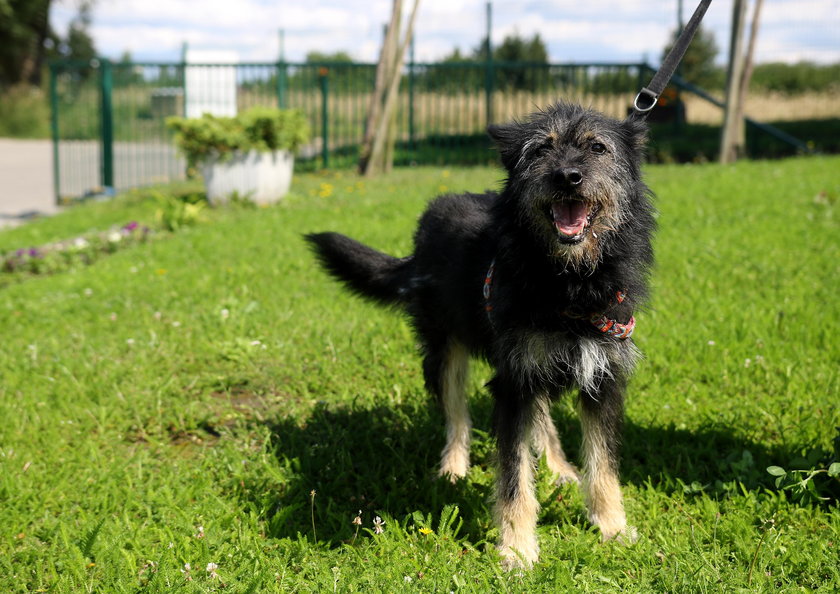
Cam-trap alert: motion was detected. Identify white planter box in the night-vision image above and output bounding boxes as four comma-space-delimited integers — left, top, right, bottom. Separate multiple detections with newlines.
202, 150, 294, 205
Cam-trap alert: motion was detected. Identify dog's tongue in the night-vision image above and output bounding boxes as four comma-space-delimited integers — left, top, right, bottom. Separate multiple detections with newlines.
552, 202, 589, 237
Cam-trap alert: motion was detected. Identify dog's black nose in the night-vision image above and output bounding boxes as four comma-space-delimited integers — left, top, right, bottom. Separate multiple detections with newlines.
554, 167, 583, 186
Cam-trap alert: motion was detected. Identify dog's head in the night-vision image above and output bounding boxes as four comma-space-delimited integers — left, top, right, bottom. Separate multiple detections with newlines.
489, 102, 648, 269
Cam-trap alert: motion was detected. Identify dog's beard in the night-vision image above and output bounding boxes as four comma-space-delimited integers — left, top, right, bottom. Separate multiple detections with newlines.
523, 179, 629, 272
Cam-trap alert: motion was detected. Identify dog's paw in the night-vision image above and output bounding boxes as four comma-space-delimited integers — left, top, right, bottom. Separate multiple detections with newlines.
437, 468, 467, 484
590, 511, 637, 545
438, 451, 470, 482
498, 543, 539, 571
552, 466, 582, 486
599, 522, 638, 545
613, 525, 639, 545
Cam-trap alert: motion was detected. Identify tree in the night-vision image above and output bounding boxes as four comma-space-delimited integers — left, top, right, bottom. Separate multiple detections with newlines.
422, 47, 482, 92
0, 0, 97, 87
492, 32, 549, 91
661, 24, 720, 89
493, 32, 548, 64
0, 0, 52, 86
304, 51, 370, 92
58, 2, 96, 63
305, 51, 353, 64
421, 32, 550, 92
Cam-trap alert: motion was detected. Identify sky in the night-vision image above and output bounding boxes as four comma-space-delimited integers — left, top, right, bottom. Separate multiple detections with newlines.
49, 0, 840, 66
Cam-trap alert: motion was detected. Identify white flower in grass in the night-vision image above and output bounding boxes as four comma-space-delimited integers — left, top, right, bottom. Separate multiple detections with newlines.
220, 308, 230, 319
181, 563, 193, 581
73, 237, 89, 249
206, 562, 219, 579
373, 516, 385, 534
108, 231, 122, 243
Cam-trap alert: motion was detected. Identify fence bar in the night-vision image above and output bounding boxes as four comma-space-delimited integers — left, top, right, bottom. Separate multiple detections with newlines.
99, 59, 115, 190
48, 58, 819, 199
408, 39, 416, 156
319, 68, 329, 168
669, 73, 813, 153
276, 60, 288, 109
484, 1, 494, 126
49, 63, 61, 204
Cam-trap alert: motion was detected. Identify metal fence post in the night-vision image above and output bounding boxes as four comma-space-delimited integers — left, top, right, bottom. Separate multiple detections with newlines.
49, 62, 61, 204
276, 29, 287, 109
276, 60, 288, 109
99, 58, 115, 191
180, 43, 188, 116
484, 1, 494, 126
319, 67, 329, 168
409, 38, 416, 157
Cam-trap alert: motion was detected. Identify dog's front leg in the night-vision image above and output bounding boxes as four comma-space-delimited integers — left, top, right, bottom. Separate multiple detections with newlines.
579, 376, 636, 543
491, 378, 540, 569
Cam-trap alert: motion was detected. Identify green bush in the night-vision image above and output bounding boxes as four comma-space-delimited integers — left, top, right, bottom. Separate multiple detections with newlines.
0, 85, 50, 138
750, 61, 840, 94
166, 106, 311, 169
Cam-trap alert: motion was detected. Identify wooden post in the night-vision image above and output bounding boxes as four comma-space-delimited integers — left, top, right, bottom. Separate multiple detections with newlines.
720, 0, 748, 163
359, 5, 401, 174
736, 0, 764, 127
359, 0, 420, 177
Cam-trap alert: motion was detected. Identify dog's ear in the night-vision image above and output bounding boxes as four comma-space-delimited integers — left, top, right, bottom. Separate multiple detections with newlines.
621, 115, 649, 152
487, 122, 523, 171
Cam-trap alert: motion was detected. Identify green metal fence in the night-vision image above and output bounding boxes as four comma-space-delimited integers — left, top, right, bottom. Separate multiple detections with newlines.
50, 58, 658, 201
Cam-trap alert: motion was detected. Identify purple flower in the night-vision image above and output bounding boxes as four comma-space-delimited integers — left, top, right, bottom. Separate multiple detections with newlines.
28, 248, 40, 258
122, 221, 139, 232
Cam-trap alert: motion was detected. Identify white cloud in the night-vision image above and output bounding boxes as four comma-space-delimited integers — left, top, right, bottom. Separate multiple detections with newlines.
50, 0, 840, 65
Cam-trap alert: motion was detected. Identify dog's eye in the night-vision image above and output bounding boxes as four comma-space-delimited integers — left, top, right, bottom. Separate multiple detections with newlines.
535, 141, 553, 156
591, 142, 607, 154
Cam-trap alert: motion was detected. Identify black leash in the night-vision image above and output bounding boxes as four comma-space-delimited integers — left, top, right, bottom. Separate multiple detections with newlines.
632, 0, 713, 118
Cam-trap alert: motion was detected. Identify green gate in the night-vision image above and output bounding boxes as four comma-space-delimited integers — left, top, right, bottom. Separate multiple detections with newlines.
48, 59, 655, 202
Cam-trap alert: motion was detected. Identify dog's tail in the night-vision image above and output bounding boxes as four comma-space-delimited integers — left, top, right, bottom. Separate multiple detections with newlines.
304, 232, 414, 306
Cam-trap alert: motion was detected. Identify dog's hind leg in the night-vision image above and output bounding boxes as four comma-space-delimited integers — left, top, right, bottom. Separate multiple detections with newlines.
531, 397, 581, 485
491, 381, 540, 569
579, 377, 636, 543
424, 340, 471, 481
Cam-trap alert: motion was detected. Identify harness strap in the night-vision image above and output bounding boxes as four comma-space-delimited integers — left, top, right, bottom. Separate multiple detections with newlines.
632, 0, 713, 118
564, 290, 636, 340
482, 259, 635, 340
483, 258, 496, 315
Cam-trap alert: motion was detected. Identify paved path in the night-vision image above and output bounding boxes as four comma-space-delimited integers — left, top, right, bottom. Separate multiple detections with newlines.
0, 138, 58, 228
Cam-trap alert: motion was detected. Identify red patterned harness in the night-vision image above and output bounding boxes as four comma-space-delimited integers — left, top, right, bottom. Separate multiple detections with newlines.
483, 259, 636, 340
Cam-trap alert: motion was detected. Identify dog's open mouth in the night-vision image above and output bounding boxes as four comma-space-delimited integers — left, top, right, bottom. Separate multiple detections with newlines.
551, 201, 598, 243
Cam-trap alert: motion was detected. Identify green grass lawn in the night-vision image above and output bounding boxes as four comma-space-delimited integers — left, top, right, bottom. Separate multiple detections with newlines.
1, 157, 838, 592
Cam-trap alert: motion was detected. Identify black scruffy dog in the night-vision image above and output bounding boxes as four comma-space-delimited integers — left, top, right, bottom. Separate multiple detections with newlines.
306, 102, 655, 569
